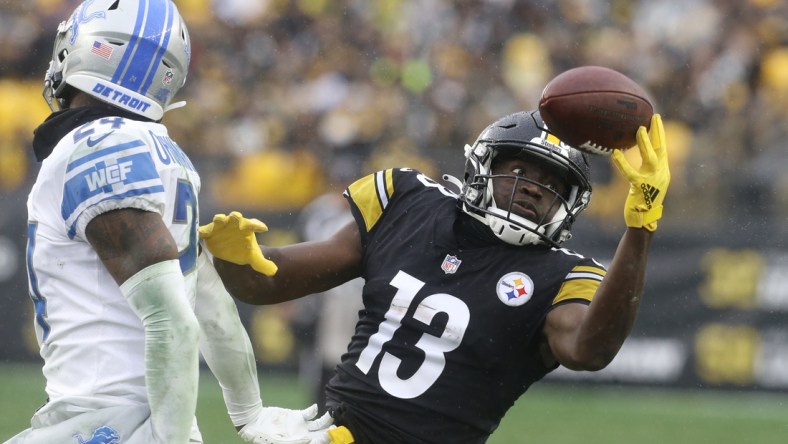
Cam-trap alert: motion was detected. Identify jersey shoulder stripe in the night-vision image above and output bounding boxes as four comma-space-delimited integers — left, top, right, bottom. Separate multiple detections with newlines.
566, 265, 607, 280
553, 262, 607, 305
58, 123, 169, 240
65, 139, 145, 172
62, 139, 163, 234
345, 169, 394, 232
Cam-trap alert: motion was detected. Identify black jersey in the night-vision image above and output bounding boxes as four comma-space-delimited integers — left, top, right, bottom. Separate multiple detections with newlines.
326, 168, 605, 444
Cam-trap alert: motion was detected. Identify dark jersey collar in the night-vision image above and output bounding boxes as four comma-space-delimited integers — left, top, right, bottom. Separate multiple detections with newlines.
32, 107, 151, 162
455, 211, 502, 249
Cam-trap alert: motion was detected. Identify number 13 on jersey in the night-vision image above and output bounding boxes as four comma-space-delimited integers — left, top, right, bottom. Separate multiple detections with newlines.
356, 271, 470, 399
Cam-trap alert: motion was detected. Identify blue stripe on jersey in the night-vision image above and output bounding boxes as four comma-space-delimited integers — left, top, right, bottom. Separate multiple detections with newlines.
26, 222, 51, 342
66, 185, 166, 239
62, 151, 162, 223
65, 140, 146, 173
113, 0, 172, 93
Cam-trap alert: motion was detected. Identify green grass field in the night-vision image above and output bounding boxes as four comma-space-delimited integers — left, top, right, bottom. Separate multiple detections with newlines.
1, 363, 787, 443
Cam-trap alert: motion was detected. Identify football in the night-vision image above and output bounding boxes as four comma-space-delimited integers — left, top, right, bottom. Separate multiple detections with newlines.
538, 65, 653, 156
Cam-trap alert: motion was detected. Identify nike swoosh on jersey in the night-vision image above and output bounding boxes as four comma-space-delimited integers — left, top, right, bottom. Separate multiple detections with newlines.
86, 131, 115, 147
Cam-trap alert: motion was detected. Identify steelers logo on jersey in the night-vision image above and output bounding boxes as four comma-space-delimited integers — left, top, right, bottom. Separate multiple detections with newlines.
496, 272, 535, 307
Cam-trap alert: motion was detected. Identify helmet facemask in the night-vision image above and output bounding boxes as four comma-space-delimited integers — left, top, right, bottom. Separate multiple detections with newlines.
486, 158, 580, 245
459, 110, 592, 247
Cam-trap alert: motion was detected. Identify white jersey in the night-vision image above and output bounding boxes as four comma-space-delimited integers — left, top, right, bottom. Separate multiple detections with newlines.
26, 115, 200, 411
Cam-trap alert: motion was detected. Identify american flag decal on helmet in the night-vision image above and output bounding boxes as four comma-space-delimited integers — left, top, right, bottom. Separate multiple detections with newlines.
441, 254, 462, 274
91, 40, 113, 60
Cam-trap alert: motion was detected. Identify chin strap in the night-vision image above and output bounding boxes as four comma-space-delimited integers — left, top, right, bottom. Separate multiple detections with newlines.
485, 207, 545, 246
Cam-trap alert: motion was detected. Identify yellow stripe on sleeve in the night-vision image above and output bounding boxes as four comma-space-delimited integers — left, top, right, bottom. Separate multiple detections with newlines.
552, 264, 606, 305
346, 170, 394, 232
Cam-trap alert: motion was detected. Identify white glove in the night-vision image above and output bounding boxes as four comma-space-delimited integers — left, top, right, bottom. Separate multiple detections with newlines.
238, 404, 334, 444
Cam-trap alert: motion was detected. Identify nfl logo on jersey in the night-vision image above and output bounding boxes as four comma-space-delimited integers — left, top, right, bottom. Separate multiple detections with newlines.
441, 254, 462, 274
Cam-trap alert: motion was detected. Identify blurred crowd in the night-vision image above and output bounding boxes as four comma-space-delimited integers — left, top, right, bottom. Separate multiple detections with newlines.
1, 0, 787, 233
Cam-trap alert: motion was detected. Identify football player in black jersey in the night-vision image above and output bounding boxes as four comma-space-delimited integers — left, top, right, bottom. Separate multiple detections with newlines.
200, 109, 670, 444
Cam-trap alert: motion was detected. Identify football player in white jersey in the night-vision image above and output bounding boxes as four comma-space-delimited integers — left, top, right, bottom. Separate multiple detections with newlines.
8, 1, 331, 444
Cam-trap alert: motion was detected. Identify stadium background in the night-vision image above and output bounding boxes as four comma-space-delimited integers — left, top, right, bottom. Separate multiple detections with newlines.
1, 0, 787, 442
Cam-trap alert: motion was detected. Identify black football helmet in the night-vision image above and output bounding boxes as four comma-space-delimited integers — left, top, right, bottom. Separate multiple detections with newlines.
457, 109, 592, 247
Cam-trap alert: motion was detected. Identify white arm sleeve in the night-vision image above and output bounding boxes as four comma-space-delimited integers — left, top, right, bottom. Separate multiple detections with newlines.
119, 259, 201, 444
194, 249, 263, 427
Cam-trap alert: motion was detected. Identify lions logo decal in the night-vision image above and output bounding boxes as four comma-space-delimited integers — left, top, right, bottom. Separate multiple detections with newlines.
73, 425, 120, 444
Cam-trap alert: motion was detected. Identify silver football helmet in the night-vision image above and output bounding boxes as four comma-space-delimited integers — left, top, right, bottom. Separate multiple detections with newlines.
458, 110, 592, 247
43, 0, 191, 120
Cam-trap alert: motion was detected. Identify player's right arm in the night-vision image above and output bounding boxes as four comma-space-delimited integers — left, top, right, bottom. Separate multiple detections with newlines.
207, 217, 363, 305
85, 202, 200, 444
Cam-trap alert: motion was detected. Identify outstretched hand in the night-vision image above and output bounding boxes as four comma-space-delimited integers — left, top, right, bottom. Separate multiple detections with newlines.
237, 404, 335, 444
199, 211, 278, 276
611, 114, 670, 232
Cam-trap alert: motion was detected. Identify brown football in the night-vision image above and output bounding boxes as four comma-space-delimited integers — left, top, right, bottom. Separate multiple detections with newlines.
538, 66, 653, 156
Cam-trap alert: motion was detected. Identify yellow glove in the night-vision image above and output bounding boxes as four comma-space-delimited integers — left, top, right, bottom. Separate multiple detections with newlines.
327, 426, 354, 444
611, 114, 670, 232
198, 211, 278, 276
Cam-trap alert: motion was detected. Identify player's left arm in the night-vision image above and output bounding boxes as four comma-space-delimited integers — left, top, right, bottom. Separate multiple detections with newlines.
193, 249, 262, 427
194, 248, 334, 443
544, 114, 669, 371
